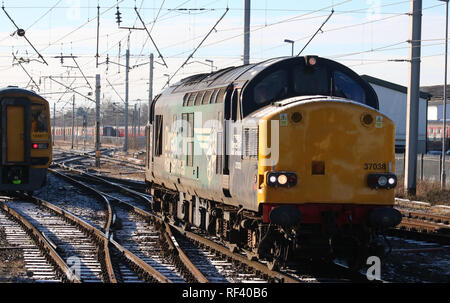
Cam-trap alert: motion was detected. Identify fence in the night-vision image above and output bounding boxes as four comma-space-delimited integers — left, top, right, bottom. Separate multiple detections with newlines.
395, 154, 450, 182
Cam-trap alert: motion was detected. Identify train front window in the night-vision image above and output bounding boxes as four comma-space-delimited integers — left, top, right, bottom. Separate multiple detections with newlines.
253, 70, 288, 106
293, 65, 329, 96
31, 104, 48, 132
333, 71, 366, 104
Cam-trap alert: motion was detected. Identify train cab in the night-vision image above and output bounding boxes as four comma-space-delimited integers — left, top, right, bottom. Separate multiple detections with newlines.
0, 87, 52, 192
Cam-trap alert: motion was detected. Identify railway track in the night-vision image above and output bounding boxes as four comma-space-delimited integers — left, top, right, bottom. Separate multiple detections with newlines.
53, 148, 145, 173
387, 209, 450, 245
0, 206, 62, 282
2, 196, 112, 283
46, 167, 201, 283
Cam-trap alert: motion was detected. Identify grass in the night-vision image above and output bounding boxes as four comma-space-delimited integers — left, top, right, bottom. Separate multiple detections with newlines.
395, 177, 450, 206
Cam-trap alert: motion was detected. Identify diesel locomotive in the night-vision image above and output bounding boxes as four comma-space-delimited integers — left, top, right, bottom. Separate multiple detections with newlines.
0, 86, 52, 193
145, 56, 402, 269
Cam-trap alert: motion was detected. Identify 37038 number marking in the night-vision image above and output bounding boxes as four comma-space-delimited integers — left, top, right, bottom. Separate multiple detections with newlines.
364, 163, 386, 170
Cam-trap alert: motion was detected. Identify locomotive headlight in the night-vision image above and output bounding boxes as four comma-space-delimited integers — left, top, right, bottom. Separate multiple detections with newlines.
269, 175, 277, 184
267, 172, 297, 187
367, 173, 397, 189
277, 174, 288, 185
377, 176, 388, 187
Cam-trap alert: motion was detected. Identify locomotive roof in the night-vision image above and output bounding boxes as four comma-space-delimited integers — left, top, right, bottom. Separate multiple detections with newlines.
0, 86, 42, 98
168, 57, 290, 94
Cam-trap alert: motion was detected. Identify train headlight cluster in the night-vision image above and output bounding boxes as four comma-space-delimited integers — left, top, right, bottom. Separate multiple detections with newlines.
32, 143, 49, 149
367, 173, 397, 189
267, 171, 297, 187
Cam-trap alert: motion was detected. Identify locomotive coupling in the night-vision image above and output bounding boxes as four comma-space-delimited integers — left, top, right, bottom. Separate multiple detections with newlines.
368, 207, 402, 230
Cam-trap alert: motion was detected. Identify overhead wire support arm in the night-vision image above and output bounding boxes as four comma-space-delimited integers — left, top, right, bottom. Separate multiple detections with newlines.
105, 78, 125, 104
297, 9, 334, 56
72, 57, 93, 90
132, 59, 164, 69
98, 60, 127, 68
56, 78, 77, 103
166, 7, 229, 87
53, 55, 93, 89
134, 6, 168, 68
12, 52, 40, 91
2, 5, 48, 65
48, 76, 95, 103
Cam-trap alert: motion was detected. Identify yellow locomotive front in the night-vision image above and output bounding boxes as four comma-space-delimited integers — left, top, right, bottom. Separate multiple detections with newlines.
258, 99, 398, 219
254, 100, 401, 268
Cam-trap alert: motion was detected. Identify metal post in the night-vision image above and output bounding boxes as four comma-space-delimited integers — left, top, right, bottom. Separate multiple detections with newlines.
205, 59, 214, 72
76, 115, 78, 149
124, 49, 129, 152
71, 94, 74, 149
284, 39, 294, 56
115, 108, 118, 138
404, 0, 423, 196
53, 102, 55, 145
95, 74, 101, 167
138, 105, 141, 137
441, 0, 449, 189
133, 103, 136, 138
83, 114, 86, 151
63, 109, 66, 141
421, 153, 424, 181
243, 0, 250, 65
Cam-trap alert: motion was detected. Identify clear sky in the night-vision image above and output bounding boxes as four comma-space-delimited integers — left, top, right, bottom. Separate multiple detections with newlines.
0, 0, 447, 111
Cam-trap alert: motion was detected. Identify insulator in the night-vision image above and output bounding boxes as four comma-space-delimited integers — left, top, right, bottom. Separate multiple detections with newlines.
115, 8, 122, 25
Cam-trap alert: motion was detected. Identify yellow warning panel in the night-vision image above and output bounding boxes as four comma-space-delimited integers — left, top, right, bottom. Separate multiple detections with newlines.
7, 106, 24, 162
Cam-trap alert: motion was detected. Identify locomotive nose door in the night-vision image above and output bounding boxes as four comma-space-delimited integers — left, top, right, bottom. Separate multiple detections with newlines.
1, 97, 31, 165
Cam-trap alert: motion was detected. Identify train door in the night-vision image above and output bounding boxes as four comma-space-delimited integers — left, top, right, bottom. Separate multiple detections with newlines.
1, 97, 31, 186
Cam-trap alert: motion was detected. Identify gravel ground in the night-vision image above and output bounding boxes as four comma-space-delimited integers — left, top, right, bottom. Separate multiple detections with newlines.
34, 174, 107, 232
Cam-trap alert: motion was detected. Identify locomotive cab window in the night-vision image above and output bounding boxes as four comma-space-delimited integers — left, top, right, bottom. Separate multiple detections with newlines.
31, 104, 48, 133
245, 69, 288, 117
333, 71, 366, 104
293, 65, 328, 96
